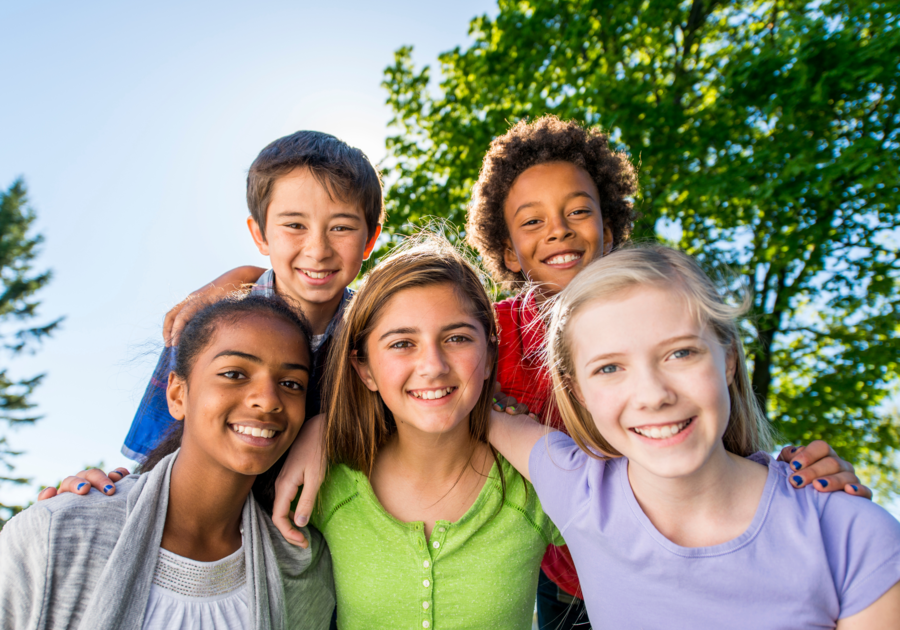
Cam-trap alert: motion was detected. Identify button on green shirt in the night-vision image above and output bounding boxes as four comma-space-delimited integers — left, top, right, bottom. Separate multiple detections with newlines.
313, 457, 563, 630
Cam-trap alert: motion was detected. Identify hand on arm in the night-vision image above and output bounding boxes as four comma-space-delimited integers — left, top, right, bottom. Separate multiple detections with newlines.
271, 413, 328, 548
163, 265, 267, 346
777, 440, 872, 499
491, 381, 537, 419
36, 467, 131, 501
488, 409, 555, 483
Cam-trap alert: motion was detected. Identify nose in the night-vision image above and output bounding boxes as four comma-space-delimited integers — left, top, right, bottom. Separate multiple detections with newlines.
247, 377, 284, 414
546, 213, 574, 242
416, 341, 450, 379
630, 365, 676, 412
305, 227, 334, 262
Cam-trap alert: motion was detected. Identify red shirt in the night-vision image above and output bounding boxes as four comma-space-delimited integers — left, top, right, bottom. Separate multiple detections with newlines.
495, 293, 582, 598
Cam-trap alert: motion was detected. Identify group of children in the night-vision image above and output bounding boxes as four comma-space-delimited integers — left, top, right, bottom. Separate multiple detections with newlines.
1, 118, 898, 630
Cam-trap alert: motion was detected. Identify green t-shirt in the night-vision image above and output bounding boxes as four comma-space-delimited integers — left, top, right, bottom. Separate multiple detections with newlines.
313, 456, 563, 630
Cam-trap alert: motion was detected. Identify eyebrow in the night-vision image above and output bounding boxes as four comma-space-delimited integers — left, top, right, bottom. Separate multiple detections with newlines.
213, 350, 310, 372
583, 335, 702, 367
378, 322, 479, 341
273, 211, 362, 222
514, 191, 597, 217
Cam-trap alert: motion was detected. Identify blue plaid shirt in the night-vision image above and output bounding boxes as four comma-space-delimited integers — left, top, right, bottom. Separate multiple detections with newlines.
122, 270, 351, 463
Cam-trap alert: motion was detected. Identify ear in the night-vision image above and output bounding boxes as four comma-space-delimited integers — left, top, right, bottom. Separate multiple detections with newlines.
503, 239, 522, 274
363, 224, 382, 260
166, 372, 187, 421
248, 217, 269, 256
350, 350, 379, 392
725, 344, 738, 386
602, 223, 614, 256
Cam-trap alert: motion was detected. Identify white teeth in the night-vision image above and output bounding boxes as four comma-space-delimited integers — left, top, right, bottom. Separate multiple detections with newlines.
231, 425, 277, 439
633, 420, 691, 439
411, 387, 454, 400
546, 253, 582, 265
303, 270, 330, 279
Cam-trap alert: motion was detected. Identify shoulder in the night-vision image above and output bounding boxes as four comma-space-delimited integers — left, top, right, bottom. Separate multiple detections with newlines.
315, 464, 364, 528
493, 455, 562, 545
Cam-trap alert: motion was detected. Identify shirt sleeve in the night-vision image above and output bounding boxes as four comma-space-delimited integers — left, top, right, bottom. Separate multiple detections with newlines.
0, 506, 51, 630
528, 431, 598, 535
818, 491, 900, 618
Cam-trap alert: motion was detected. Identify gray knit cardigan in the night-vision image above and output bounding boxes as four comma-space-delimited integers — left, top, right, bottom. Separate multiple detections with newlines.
0, 451, 334, 630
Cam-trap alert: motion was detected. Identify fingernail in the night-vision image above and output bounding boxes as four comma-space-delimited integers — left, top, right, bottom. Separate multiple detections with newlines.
77, 482, 87, 491
851, 485, 859, 492
295, 514, 309, 527
818, 479, 829, 488
792, 475, 803, 486
790, 447, 798, 453
103, 485, 114, 494
791, 461, 802, 470
492, 397, 497, 403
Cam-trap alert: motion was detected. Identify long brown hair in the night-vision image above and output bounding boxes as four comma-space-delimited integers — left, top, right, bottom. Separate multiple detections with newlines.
323, 234, 500, 478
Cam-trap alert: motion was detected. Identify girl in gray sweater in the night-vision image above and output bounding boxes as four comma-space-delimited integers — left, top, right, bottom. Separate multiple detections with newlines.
0, 293, 334, 630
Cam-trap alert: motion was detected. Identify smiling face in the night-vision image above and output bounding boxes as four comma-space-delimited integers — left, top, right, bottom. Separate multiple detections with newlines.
166, 312, 310, 477
503, 161, 613, 297
249, 167, 380, 329
351, 283, 493, 439
568, 285, 736, 480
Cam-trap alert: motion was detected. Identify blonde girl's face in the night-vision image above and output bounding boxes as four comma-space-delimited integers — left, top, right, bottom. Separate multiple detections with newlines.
351, 283, 492, 439
568, 285, 736, 479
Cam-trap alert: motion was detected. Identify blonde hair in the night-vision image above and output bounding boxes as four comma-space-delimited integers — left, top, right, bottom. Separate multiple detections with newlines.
323, 233, 500, 476
546, 244, 773, 458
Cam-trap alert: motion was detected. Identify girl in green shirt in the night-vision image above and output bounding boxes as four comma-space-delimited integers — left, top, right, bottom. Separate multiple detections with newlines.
304, 235, 562, 630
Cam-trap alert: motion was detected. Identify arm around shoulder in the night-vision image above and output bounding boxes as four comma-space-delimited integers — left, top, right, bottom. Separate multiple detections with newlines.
488, 409, 554, 483
0, 507, 51, 630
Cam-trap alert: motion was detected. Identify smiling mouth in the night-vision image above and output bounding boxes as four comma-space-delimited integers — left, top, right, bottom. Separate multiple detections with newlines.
300, 269, 335, 280
230, 424, 280, 439
631, 418, 693, 440
408, 387, 457, 400
543, 252, 583, 265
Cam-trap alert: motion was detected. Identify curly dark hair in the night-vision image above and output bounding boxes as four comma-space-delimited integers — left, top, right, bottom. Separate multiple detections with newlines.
466, 115, 639, 286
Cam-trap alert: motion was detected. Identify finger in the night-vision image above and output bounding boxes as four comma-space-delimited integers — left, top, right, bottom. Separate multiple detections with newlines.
57, 476, 93, 495
37, 487, 58, 501
790, 440, 851, 473
79, 468, 118, 495
844, 482, 873, 500
108, 467, 131, 480
293, 475, 324, 532
163, 304, 184, 345
808, 472, 870, 495
776, 445, 799, 463
272, 472, 308, 548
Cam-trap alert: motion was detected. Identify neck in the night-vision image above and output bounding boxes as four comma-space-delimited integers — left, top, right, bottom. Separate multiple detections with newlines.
387, 421, 485, 481
626, 445, 768, 547
162, 445, 253, 561
274, 277, 342, 335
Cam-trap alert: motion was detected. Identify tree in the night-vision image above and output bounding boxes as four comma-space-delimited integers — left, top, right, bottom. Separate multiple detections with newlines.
380, 0, 900, 478
0, 178, 62, 525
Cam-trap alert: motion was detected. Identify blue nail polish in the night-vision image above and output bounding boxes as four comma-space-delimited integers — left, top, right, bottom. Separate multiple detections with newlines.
103, 485, 114, 493
792, 475, 803, 486
790, 447, 798, 453
818, 479, 829, 488
791, 461, 802, 470
851, 485, 859, 492
77, 482, 87, 491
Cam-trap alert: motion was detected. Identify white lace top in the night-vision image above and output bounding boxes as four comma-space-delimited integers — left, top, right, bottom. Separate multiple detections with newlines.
142, 545, 248, 630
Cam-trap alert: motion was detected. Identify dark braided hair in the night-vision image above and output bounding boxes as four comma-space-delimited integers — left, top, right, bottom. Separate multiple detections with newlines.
141, 292, 312, 512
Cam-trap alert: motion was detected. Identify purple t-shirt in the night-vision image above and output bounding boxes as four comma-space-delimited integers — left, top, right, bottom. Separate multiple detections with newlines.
529, 432, 900, 629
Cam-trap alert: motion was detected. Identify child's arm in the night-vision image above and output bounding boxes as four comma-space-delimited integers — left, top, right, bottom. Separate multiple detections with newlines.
488, 409, 556, 483
163, 265, 267, 346
271, 413, 328, 548
836, 581, 900, 629
777, 441, 872, 499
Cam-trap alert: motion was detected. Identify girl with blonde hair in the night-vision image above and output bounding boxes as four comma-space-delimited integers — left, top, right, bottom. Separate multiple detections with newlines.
490, 244, 900, 628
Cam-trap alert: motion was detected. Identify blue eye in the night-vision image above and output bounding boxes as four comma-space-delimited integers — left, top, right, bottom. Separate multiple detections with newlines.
595, 365, 618, 375
672, 349, 693, 359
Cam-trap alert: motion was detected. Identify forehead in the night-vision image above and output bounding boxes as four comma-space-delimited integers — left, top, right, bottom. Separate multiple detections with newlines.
569, 286, 707, 358
505, 161, 599, 209
269, 167, 365, 218
203, 313, 310, 362
373, 283, 483, 330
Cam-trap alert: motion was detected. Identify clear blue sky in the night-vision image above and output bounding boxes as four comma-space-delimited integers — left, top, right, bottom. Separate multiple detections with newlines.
0, 0, 497, 506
